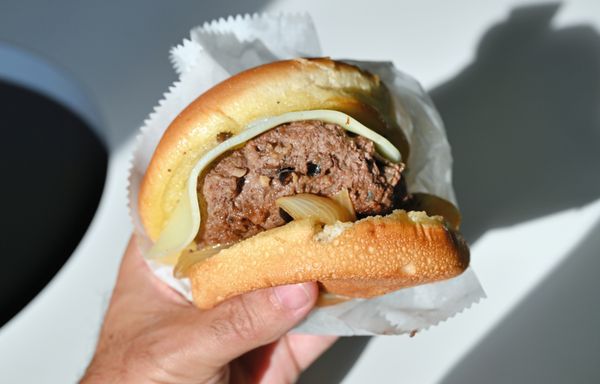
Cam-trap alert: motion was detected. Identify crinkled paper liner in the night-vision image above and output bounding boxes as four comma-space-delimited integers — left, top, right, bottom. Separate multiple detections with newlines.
128, 13, 485, 335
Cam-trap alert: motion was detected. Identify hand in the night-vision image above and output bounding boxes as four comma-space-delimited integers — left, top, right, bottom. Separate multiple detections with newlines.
81, 236, 336, 383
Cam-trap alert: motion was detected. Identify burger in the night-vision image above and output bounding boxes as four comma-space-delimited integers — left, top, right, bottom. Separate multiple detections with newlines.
139, 58, 469, 309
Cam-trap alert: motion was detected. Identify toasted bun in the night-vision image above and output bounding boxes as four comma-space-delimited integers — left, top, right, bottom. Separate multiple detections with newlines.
188, 210, 469, 309
139, 58, 409, 240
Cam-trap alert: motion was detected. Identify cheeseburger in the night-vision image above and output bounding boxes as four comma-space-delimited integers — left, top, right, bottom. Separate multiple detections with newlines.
139, 58, 469, 309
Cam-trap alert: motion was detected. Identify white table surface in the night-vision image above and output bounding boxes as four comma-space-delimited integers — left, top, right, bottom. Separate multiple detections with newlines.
1, 1, 599, 383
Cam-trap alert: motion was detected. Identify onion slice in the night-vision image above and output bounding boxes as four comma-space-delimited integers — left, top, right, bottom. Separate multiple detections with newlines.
276, 193, 354, 225
174, 243, 231, 278
332, 188, 356, 219
316, 292, 353, 307
405, 193, 461, 230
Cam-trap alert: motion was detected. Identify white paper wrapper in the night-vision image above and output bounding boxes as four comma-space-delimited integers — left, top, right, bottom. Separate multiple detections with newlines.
128, 13, 484, 335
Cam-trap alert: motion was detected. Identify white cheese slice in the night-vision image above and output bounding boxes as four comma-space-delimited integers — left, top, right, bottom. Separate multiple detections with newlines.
148, 109, 402, 260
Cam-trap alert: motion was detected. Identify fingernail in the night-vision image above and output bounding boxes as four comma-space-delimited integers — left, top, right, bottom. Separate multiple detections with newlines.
274, 283, 311, 310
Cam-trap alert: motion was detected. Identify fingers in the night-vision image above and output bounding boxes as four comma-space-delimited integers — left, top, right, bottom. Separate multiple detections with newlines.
188, 282, 319, 369
284, 334, 338, 370
236, 334, 338, 383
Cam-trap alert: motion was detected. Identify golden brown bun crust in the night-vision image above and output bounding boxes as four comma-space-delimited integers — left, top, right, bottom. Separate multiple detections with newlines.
188, 210, 469, 309
139, 58, 409, 240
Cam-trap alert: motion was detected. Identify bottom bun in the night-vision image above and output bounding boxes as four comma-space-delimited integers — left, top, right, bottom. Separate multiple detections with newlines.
188, 210, 470, 309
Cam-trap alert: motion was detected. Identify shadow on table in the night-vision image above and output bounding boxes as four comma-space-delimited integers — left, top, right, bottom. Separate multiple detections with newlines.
430, 3, 600, 243
431, 3, 600, 383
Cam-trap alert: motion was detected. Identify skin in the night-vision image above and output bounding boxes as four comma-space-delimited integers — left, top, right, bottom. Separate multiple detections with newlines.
81, 236, 336, 383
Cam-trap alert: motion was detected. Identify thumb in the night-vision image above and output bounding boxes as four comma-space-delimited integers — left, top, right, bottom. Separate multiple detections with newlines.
186, 282, 318, 369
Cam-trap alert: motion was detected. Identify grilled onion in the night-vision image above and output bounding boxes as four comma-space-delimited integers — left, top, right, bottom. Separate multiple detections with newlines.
276, 193, 355, 225
405, 193, 461, 230
332, 188, 356, 219
174, 243, 231, 278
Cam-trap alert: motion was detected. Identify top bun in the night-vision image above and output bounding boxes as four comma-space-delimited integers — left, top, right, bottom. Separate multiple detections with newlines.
139, 58, 409, 240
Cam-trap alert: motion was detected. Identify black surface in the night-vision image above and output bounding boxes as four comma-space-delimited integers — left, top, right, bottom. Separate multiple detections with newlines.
0, 80, 107, 327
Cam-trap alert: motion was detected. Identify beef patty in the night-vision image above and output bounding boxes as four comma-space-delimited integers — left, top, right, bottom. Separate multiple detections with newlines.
197, 120, 407, 246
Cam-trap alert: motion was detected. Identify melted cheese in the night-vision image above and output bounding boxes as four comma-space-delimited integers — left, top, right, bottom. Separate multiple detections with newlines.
148, 110, 402, 260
